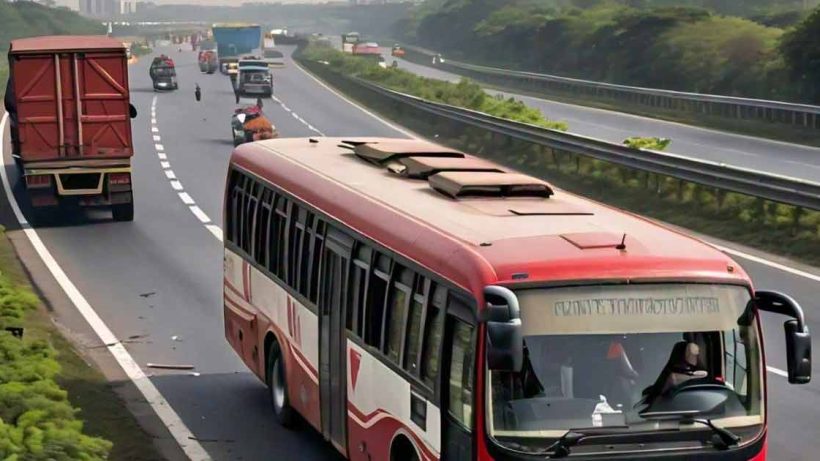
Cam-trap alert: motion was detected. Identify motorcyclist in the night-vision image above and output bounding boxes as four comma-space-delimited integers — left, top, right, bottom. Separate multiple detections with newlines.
195, 84, 201, 102
240, 105, 275, 142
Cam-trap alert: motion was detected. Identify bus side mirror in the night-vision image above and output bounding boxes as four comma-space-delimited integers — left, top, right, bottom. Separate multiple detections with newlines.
481, 286, 523, 372
756, 290, 811, 384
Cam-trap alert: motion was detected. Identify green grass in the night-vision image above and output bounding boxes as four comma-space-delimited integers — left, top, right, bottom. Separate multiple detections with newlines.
0, 229, 164, 461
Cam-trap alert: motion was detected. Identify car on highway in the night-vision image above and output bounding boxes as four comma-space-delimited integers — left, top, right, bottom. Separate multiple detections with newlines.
149, 56, 178, 91
198, 49, 218, 74
391, 44, 405, 57
237, 58, 273, 98
222, 137, 811, 461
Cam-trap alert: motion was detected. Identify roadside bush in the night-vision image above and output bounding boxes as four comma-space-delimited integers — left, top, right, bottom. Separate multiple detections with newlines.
623, 136, 671, 150
0, 267, 111, 460
302, 43, 568, 131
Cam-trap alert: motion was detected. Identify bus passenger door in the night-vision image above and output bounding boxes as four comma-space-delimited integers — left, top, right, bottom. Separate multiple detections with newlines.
319, 228, 353, 454
442, 298, 475, 461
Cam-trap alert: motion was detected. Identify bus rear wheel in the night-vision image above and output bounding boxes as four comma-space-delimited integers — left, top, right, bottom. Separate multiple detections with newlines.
267, 341, 295, 428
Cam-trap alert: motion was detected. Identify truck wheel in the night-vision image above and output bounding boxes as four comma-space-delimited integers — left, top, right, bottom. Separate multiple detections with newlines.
267, 341, 296, 428
112, 199, 134, 222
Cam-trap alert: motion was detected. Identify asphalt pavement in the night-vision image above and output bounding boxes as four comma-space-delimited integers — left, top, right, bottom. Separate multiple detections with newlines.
386, 52, 820, 184
0, 45, 817, 461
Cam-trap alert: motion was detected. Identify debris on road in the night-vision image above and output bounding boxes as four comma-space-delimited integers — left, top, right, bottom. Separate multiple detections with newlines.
146, 363, 195, 370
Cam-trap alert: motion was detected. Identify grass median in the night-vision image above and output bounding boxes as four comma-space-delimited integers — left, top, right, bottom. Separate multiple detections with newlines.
0, 227, 164, 460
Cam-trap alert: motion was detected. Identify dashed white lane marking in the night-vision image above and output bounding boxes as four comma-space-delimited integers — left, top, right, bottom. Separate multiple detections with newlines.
151, 96, 223, 243
272, 98, 323, 135
0, 113, 211, 461
281, 103, 290, 112
179, 192, 195, 205
189, 206, 211, 224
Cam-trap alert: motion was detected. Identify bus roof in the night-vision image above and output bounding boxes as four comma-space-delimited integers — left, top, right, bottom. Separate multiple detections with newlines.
10, 36, 125, 54
231, 137, 747, 295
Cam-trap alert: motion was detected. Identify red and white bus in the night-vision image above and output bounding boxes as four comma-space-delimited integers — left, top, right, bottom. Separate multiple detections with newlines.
223, 137, 811, 461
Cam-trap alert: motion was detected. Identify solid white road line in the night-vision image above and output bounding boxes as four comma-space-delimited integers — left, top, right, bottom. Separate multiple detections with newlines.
710, 243, 820, 283
293, 59, 417, 138
767, 366, 788, 378
0, 113, 211, 461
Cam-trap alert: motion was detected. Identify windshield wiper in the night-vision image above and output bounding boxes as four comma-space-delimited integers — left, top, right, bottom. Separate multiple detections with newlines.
545, 427, 630, 458
641, 412, 741, 450
685, 418, 741, 449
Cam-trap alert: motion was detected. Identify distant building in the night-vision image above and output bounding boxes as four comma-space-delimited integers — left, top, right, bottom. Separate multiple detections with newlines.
79, 0, 134, 17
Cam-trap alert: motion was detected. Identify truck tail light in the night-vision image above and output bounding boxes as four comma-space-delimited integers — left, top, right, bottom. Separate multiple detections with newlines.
109, 173, 131, 185
25, 175, 51, 188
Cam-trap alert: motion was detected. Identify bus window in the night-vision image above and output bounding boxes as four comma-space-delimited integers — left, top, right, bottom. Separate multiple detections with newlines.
421, 285, 446, 388
386, 266, 413, 364
226, 170, 241, 243
347, 244, 371, 336
448, 317, 474, 428
307, 218, 326, 303
268, 194, 289, 278
364, 253, 391, 349
404, 276, 428, 375
254, 188, 272, 266
241, 177, 258, 255
288, 205, 308, 291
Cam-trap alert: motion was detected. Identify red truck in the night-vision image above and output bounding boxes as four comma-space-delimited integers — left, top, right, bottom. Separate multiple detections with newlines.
5, 36, 136, 221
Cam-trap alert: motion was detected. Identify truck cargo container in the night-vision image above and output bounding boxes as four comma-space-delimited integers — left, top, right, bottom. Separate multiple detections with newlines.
212, 25, 262, 74
6, 36, 136, 221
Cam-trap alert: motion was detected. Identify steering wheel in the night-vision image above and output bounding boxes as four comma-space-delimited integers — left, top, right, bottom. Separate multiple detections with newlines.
668, 380, 730, 398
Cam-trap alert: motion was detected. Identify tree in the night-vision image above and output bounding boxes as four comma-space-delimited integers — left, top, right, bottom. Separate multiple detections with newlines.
780, 6, 820, 103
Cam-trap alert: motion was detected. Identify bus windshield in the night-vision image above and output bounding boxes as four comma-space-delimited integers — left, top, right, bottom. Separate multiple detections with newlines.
488, 283, 763, 454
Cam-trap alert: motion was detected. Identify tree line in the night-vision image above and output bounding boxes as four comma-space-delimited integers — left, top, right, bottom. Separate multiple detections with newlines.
395, 0, 820, 104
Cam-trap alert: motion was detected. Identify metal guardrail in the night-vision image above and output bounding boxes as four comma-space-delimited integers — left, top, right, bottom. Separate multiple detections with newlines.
347, 75, 820, 210
401, 44, 820, 130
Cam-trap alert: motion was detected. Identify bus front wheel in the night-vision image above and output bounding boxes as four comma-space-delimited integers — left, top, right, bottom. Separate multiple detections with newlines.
267, 341, 296, 428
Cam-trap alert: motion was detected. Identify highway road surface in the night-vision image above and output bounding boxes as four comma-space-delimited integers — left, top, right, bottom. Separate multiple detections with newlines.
384, 51, 820, 184
1, 45, 818, 461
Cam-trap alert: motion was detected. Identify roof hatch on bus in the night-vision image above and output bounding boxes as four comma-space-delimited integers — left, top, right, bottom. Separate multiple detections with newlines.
429, 171, 554, 199
342, 139, 465, 166
387, 155, 504, 179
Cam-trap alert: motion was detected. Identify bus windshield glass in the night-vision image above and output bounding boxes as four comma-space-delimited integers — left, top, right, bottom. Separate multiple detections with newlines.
488, 283, 763, 454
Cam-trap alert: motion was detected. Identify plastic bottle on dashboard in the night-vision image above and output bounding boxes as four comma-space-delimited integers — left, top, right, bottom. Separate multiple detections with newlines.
591, 395, 615, 427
